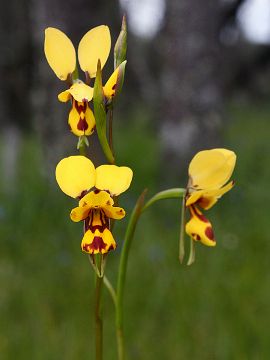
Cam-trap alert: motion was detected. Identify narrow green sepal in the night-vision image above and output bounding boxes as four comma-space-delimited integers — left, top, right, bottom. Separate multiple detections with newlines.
187, 238, 195, 266
93, 60, 115, 164
142, 188, 185, 212
77, 135, 89, 150
114, 15, 127, 69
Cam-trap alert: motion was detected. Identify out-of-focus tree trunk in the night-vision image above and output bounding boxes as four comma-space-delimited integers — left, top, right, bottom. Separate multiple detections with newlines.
30, 0, 121, 173
0, 0, 32, 191
158, 0, 224, 174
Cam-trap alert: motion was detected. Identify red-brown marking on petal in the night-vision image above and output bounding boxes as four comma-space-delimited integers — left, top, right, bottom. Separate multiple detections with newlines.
192, 206, 209, 223
205, 226, 215, 241
77, 118, 89, 131
75, 101, 87, 114
77, 190, 88, 200
112, 84, 117, 90
84, 236, 107, 253
198, 197, 211, 209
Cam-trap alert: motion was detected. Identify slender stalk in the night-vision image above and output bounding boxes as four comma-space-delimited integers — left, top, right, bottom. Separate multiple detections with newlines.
116, 190, 147, 360
179, 193, 186, 263
103, 276, 117, 308
95, 266, 104, 360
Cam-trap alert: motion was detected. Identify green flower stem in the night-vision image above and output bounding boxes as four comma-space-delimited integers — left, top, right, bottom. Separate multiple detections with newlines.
116, 189, 147, 360
77, 135, 89, 156
179, 193, 186, 263
103, 276, 117, 308
142, 188, 185, 212
95, 273, 103, 360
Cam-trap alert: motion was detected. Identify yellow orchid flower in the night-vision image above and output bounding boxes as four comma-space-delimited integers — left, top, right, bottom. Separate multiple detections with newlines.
55, 156, 133, 254
185, 148, 236, 246
44, 26, 111, 136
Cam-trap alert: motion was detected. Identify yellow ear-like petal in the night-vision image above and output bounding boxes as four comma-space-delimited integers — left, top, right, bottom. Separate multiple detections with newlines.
95, 165, 133, 196
55, 156, 96, 198
78, 25, 111, 78
44, 27, 76, 81
188, 148, 236, 190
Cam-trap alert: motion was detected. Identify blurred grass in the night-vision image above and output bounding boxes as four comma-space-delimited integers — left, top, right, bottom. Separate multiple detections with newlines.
0, 102, 269, 359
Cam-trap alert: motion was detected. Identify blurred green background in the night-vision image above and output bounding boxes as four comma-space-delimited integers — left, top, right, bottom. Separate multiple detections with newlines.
1, 0, 270, 359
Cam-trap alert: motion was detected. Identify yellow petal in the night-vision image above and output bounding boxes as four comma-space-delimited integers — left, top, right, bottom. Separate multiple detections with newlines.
68, 101, 95, 137
185, 190, 204, 207
69, 82, 94, 102
70, 205, 91, 222
95, 165, 133, 195
198, 180, 235, 210
78, 25, 111, 78
81, 228, 116, 254
189, 148, 236, 190
185, 206, 216, 247
186, 180, 235, 209
103, 61, 126, 100
55, 156, 96, 198
103, 205, 125, 220
44, 27, 76, 81
79, 190, 113, 208
58, 89, 71, 102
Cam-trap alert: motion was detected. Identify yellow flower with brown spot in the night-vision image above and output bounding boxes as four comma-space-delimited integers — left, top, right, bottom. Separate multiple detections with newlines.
55, 156, 133, 254
44, 26, 126, 135
185, 148, 236, 246
44, 26, 111, 136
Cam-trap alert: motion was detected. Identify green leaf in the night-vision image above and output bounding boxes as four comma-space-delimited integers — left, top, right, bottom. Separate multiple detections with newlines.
142, 188, 185, 212
114, 15, 127, 69
93, 60, 115, 164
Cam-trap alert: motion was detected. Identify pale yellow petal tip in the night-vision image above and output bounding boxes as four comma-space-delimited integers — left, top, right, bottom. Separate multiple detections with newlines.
55, 156, 96, 198
44, 27, 76, 81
